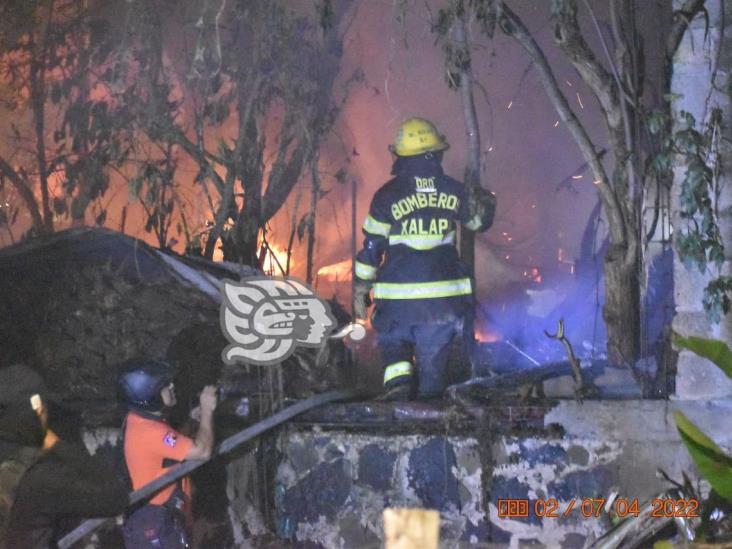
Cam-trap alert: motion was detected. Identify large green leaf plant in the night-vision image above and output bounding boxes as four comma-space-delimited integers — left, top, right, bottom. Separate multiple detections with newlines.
672, 333, 732, 502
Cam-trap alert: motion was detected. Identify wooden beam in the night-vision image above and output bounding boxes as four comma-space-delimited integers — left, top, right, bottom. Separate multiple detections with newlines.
383, 508, 439, 549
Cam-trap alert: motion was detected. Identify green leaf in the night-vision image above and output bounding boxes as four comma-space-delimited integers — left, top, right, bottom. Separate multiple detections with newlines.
217, 138, 233, 165
144, 182, 159, 207
128, 177, 143, 200
673, 411, 732, 500
703, 277, 732, 323
647, 110, 669, 135
672, 333, 732, 379
651, 153, 671, 174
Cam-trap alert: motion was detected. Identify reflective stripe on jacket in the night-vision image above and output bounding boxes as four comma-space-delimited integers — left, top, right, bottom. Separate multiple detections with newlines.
354, 156, 485, 326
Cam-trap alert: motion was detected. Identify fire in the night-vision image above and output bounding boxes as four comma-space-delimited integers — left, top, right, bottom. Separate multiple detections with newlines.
557, 248, 575, 275
212, 240, 291, 274
317, 258, 352, 281
475, 326, 501, 343
261, 243, 290, 275
522, 267, 542, 284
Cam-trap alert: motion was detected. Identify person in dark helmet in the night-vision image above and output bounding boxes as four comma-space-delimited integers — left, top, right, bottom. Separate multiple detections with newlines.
353, 117, 496, 401
0, 363, 127, 548
118, 359, 217, 549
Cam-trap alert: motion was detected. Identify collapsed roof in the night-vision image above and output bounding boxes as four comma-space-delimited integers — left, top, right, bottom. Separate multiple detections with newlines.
0, 228, 288, 424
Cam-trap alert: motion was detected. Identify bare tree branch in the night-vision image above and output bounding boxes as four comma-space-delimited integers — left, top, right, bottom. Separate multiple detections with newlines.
666, 0, 707, 61
552, 0, 622, 132
29, 0, 56, 233
551, 0, 642, 256
169, 128, 226, 194
262, 138, 311, 222
451, 3, 482, 274
0, 157, 45, 232
581, 0, 636, 107
497, 2, 625, 244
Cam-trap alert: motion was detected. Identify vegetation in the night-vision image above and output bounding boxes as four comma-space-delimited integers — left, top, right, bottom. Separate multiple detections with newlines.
0, 0, 721, 339
650, 108, 732, 323
0, 0, 133, 238
673, 333, 732, 540
0, 0, 357, 272
425, 0, 708, 367
119, 0, 358, 264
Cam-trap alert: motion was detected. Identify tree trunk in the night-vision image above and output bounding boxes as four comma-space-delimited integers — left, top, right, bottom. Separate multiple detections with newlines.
29, 0, 55, 234
452, 6, 481, 279
286, 183, 305, 275
603, 244, 640, 366
227, 216, 260, 266
498, 1, 645, 366
306, 157, 320, 286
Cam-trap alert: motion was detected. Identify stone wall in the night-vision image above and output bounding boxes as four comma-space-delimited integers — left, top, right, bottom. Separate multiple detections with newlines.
671, 0, 732, 398
264, 399, 732, 547
75, 401, 732, 547
273, 431, 486, 547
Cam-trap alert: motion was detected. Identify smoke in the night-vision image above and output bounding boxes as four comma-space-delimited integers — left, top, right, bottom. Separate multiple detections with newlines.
269, 2, 608, 350
0, 1, 612, 366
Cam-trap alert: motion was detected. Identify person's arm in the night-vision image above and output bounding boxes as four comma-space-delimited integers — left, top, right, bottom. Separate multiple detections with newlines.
353, 195, 390, 318
185, 385, 217, 461
355, 234, 387, 284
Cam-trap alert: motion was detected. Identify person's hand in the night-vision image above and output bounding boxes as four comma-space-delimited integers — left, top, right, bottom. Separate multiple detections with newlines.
199, 385, 218, 416
43, 428, 60, 451
353, 282, 372, 320
189, 405, 201, 422
467, 184, 496, 231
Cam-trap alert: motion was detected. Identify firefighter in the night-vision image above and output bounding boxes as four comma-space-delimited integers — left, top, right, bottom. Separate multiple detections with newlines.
353, 117, 496, 400
117, 359, 217, 548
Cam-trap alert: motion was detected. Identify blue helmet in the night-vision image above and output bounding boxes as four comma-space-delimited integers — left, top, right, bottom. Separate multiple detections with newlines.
117, 359, 176, 411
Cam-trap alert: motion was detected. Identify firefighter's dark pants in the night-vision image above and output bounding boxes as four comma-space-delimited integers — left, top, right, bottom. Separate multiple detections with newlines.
377, 319, 462, 398
122, 503, 189, 548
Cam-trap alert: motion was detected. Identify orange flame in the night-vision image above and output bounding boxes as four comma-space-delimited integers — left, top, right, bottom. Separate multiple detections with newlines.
262, 243, 290, 275
317, 258, 352, 281
212, 241, 292, 273
475, 326, 502, 343
522, 267, 542, 284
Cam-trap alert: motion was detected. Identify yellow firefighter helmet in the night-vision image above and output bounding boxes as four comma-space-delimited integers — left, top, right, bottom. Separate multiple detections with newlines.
389, 117, 450, 157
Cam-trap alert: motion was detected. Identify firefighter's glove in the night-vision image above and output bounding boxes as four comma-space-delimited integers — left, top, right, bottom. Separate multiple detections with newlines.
466, 185, 497, 232
353, 281, 372, 320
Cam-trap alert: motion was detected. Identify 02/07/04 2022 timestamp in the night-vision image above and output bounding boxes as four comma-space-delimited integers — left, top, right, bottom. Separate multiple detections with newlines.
497, 497, 700, 519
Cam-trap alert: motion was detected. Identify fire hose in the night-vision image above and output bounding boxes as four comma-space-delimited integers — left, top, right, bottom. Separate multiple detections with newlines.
57, 388, 357, 549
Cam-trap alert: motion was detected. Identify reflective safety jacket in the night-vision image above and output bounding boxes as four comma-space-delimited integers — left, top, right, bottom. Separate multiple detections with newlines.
123, 410, 193, 506
355, 156, 492, 328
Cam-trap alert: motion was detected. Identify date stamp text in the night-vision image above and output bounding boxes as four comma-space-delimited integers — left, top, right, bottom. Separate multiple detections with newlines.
496, 497, 699, 519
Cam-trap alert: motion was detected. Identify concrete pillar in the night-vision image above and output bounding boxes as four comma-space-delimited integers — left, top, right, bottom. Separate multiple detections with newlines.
671, 0, 732, 397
